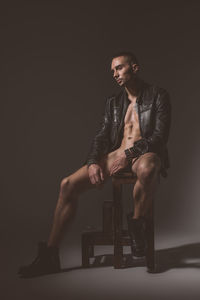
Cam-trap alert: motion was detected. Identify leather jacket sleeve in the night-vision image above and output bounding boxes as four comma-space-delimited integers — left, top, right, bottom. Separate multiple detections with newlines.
131, 88, 171, 155
147, 89, 171, 151
86, 98, 112, 166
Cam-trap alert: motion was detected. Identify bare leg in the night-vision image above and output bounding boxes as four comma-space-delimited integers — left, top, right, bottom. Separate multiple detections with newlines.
48, 166, 94, 247
131, 153, 161, 219
48, 149, 121, 247
18, 150, 125, 276
19, 166, 103, 277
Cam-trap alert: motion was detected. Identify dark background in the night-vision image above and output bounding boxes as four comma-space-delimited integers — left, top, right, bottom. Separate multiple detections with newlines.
1, 1, 200, 299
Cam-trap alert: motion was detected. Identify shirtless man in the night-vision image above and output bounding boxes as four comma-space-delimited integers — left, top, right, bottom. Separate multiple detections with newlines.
18, 52, 171, 277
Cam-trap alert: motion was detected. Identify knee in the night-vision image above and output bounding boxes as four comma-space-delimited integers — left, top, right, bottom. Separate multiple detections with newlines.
137, 154, 160, 185
60, 176, 74, 197
138, 166, 156, 185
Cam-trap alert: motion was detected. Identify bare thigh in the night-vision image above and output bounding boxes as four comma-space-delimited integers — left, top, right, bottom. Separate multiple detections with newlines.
99, 149, 122, 176
66, 150, 121, 194
131, 152, 161, 175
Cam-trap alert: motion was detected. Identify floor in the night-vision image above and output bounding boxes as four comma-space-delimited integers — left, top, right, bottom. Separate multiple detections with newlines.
3, 231, 200, 300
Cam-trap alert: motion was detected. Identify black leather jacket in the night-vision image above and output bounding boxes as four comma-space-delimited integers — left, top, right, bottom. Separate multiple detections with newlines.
86, 81, 171, 176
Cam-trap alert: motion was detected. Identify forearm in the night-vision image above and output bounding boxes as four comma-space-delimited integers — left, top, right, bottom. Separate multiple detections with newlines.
124, 133, 168, 162
124, 138, 149, 162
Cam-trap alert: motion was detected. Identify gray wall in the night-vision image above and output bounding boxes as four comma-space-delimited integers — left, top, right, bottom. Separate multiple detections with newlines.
2, 0, 200, 253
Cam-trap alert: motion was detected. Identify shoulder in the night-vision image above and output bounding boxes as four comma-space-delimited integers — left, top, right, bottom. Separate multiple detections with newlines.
156, 87, 170, 106
105, 89, 124, 106
144, 82, 170, 105
151, 85, 171, 111
143, 82, 169, 97
156, 86, 170, 100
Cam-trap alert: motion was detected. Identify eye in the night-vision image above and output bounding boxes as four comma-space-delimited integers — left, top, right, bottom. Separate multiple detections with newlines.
117, 65, 123, 70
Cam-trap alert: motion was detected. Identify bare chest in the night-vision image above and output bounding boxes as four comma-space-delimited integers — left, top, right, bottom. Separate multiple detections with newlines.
124, 102, 139, 125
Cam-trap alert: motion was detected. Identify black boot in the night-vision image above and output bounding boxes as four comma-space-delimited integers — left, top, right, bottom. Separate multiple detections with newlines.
127, 213, 146, 258
18, 242, 61, 278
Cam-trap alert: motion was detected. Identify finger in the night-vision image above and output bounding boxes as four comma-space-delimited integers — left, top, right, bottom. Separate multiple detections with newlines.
94, 174, 101, 185
97, 168, 104, 183
110, 165, 117, 175
113, 169, 120, 175
112, 166, 120, 175
110, 168, 116, 176
92, 174, 99, 185
100, 169, 104, 182
90, 176, 95, 185
112, 169, 117, 175
109, 165, 115, 176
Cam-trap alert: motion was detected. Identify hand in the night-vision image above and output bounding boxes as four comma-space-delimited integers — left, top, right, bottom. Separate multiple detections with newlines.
109, 153, 128, 176
88, 164, 104, 186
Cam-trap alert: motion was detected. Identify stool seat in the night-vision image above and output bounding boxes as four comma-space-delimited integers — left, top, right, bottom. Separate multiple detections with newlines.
113, 171, 135, 177
112, 171, 137, 184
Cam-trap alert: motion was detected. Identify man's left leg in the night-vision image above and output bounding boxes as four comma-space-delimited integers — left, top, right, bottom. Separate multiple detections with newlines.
132, 152, 161, 218
127, 152, 161, 256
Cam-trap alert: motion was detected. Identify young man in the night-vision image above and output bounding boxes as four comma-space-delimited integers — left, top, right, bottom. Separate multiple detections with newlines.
18, 52, 171, 277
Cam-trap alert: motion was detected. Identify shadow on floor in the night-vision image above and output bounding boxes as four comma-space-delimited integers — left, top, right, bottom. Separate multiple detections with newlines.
61, 254, 145, 273
20, 242, 200, 278
156, 242, 200, 273
62, 242, 200, 273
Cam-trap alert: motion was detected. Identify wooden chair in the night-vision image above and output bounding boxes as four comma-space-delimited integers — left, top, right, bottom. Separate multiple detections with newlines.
81, 172, 155, 273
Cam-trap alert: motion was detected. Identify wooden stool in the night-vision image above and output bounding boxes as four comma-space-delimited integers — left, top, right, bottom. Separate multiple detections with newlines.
81, 172, 155, 272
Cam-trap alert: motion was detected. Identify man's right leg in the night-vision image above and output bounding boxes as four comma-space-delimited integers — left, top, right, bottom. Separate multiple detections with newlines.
18, 165, 94, 277
48, 149, 122, 247
18, 150, 121, 277
48, 165, 95, 247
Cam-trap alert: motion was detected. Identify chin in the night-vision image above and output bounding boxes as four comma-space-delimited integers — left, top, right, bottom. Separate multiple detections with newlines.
118, 81, 125, 87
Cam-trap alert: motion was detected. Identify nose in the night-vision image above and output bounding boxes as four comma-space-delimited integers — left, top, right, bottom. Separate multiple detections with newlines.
113, 69, 119, 79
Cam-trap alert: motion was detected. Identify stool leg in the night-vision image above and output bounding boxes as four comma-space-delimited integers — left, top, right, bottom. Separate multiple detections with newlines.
103, 201, 113, 234
145, 216, 155, 273
113, 181, 124, 269
88, 244, 94, 257
82, 235, 91, 268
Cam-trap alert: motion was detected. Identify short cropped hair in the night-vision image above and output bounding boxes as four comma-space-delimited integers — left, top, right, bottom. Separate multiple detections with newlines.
111, 51, 139, 66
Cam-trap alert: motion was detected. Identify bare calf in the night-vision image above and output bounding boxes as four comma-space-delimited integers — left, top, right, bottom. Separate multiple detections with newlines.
131, 152, 161, 219
48, 149, 121, 247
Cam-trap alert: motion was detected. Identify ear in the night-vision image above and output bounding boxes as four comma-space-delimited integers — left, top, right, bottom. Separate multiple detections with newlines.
131, 64, 139, 74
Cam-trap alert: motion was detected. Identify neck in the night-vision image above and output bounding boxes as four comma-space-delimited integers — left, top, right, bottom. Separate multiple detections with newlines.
125, 77, 142, 101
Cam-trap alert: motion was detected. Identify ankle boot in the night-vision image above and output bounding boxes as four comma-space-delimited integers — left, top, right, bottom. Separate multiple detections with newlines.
18, 242, 61, 277
127, 213, 146, 257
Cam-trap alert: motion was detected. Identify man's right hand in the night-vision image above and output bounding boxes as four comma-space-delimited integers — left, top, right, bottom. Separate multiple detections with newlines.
88, 164, 104, 186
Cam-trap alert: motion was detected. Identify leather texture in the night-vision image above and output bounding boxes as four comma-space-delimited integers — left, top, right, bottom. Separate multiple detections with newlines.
86, 81, 171, 176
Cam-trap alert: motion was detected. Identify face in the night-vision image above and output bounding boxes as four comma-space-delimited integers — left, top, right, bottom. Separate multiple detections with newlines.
111, 56, 139, 86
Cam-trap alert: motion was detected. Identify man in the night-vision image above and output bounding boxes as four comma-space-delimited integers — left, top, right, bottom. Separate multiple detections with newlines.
18, 52, 171, 277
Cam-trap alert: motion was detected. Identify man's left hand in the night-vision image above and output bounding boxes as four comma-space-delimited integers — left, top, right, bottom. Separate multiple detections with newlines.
109, 153, 129, 176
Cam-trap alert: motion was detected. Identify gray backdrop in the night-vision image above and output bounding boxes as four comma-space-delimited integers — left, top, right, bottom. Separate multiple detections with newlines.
1, 1, 200, 299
